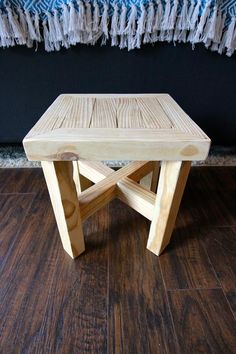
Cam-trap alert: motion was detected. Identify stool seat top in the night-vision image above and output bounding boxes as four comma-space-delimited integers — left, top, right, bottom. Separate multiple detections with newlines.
23, 94, 210, 161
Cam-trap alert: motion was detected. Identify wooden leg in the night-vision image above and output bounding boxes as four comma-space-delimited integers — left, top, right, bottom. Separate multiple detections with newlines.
42, 161, 85, 259
139, 162, 160, 192
140, 172, 152, 189
79, 175, 93, 191
150, 161, 160, 193
72, 161, 82, 196
147, 161, 191, 256
72, 161, 93, 196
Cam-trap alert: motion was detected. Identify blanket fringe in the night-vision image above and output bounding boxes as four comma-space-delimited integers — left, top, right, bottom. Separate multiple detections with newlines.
0, 0, 235, 56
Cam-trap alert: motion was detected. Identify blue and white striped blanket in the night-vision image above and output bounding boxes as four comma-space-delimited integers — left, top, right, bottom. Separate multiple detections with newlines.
0, 0, 235, 55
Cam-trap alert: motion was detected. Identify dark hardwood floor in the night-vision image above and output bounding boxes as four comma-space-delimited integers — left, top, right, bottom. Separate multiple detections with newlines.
0, 167, 236, 354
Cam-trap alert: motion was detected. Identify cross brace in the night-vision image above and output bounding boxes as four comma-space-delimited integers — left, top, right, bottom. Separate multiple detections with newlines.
75, 160, 158, 222
42, 159, 191, 259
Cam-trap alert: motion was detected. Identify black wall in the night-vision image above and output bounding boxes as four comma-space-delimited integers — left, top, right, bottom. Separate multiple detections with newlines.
0, 42, 235, 144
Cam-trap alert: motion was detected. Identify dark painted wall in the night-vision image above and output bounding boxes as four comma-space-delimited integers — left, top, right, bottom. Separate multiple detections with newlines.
0, 42, 235, 144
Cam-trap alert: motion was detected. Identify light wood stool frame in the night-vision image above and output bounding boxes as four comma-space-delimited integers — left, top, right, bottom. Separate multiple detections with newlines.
41, 159, 191, 259
23, 94, 210, 259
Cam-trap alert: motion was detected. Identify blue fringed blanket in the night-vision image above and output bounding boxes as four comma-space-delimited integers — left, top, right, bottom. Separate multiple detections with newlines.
0, 0, 235, 55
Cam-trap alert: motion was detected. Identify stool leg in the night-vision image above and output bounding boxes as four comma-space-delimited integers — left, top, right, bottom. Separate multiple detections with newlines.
73, 161, 93, 195
42, 161, 85, 259
140, 162, 160, 191
147, 161, 191, 256
72, 161, 82, 195
150, 161, 160, 193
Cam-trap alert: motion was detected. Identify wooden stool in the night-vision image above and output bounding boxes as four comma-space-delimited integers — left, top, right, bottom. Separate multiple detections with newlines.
23, 94, 210, 259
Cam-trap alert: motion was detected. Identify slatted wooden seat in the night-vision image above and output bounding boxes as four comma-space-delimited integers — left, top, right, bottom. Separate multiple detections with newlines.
23, 94, 211, 259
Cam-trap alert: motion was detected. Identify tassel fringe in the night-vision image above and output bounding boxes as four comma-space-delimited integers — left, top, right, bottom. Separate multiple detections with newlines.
0, 0, 235, 56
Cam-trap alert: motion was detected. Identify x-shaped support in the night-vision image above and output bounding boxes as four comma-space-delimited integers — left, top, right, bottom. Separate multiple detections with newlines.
73, 160, 158, 222
42, 159, 191, 259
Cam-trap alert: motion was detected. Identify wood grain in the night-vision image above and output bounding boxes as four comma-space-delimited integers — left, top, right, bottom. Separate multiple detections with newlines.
24, 129, 210, 161
72, 161, 93, 196
159, 223, 220, 290
90, 98, 117, 128
42, 161, 85, 258
24, 95, 72, 138
24, 94, 209, 138
1, 167, 236, 353
137, 97, 172, 128
36, 207, 108, 353
0, 189, 61, 353
157, 94, 207, 137
150, 161, 160, 193
117, 177, 155, 220
64, 96, 94, 128
0, 187, 108, 353
117, 97, 145, 128
147, 161, 191, 256
0, 168, 45, 193
168, 289, 236, 353
184, 166, 236, 192
203, 227, 236, 317
72, 160, 82, 195
78, 160, 154, 184
0, 194, 34, 269
76, 160, 155, 221
78, 161, 154, 221
23, 93, 211, 162
178, 167, 236, 228
108, 200, 178, 354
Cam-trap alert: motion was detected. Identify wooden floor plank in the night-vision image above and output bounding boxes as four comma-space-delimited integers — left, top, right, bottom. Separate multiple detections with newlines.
108, 200, 178, 354
159, 222, 220, 290
0, 193, 34, 270
176, 167, 236, 229
187, 166, 236, 192
0, 190, 59, 353
0, 189, 108, 353
168, 289, 236, 353
38, 207, 108, 354
159, 167, 236, 290
188, 186, 236, 227
1, 167, 236, 353
0, 168, 45, 194
203, 227, 236, 318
